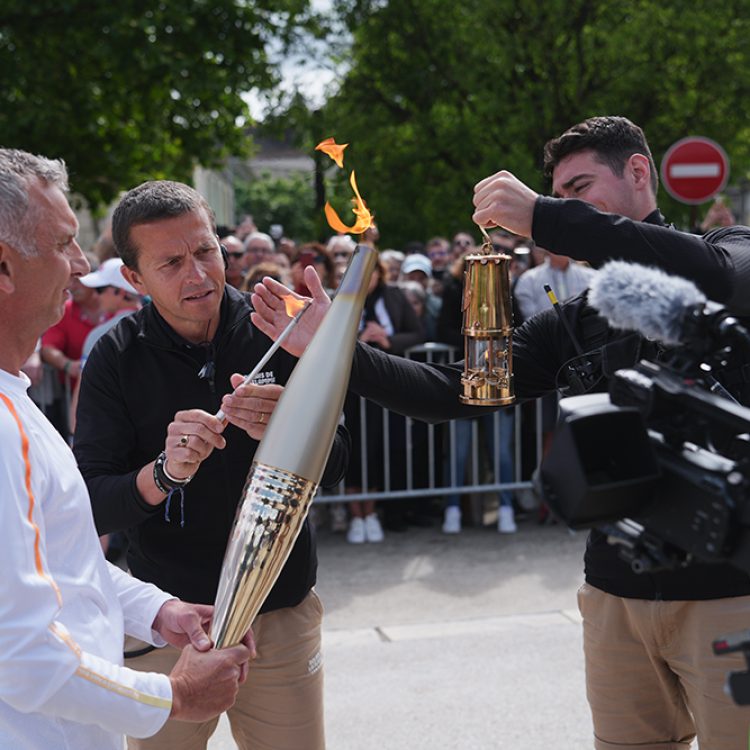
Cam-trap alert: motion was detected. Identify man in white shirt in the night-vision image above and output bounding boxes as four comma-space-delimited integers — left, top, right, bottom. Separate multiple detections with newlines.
513, 249, 597, 322
0, 148, 254, 749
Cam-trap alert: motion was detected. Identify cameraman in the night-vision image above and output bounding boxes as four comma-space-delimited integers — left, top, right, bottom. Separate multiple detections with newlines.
254, 116, 750, 748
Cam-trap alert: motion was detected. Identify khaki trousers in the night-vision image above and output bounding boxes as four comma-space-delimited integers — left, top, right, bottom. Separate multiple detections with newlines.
127, 590, 325, 750
578, 583, 750, 749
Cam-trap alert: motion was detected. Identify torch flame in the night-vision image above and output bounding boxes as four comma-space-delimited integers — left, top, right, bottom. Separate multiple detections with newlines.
315, 137, 348, 169
324, 171, 373, 234
282, 294, 307, 318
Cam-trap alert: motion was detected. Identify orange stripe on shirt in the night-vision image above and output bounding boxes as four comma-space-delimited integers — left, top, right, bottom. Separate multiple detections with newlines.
0, 393, 63, 606
49, 623, 172, 710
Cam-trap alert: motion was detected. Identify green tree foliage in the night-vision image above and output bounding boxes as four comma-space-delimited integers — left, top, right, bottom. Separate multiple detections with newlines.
235, 170, 316, 240
0, 0, 311, 210
318, 0, 750, 245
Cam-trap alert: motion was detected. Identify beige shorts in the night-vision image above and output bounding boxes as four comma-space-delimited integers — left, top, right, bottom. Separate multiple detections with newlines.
578, 583, 750, 749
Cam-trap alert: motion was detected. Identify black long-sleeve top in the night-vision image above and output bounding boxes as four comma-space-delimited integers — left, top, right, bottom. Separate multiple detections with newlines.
534, 197, 750, 314
74, 286, 349, 611
349, 199, 750, 600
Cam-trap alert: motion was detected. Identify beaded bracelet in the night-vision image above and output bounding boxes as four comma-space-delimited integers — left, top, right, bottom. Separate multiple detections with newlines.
153, 451, 192, 494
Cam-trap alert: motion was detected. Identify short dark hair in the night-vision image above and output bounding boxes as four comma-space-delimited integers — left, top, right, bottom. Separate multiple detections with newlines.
112, 180, 216, 269
543, 116, 658, 194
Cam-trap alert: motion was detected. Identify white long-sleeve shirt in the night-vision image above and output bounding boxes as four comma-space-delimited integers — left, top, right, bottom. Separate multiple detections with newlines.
514, 258, 597, 321
0, 368, 173, 749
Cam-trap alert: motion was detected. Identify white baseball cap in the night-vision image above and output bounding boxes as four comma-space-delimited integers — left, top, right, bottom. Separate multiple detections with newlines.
401, 254, 432, 277
80, 258, 138, 295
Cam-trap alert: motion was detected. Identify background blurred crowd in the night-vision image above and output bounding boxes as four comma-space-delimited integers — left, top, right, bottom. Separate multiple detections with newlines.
23, 196, 733, 551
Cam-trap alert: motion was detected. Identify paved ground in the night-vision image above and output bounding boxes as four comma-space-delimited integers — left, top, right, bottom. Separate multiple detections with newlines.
208, 517, 596, 749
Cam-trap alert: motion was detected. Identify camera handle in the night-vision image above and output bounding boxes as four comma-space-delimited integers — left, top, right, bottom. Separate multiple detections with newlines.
713, 630, 750, 705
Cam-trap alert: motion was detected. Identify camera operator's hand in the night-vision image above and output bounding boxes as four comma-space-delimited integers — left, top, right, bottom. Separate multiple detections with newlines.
472, 170, 538, 238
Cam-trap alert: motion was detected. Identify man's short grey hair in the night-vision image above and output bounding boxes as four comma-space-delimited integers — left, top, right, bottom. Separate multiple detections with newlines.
244, 231, 274, 251
112, 180, 216, 269
0, 148, 69, 257
326, 234, 357, 253
326, 235, 356, 252
380, 249, 405, 264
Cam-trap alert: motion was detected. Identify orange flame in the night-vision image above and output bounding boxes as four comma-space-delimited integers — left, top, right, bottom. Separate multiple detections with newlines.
315, 137, 348, 168
324, 171, 373, 234
282, 295, 306, 317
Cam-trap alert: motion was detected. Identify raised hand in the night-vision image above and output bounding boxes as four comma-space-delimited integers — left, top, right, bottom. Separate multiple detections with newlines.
251, 265, 331, 358
472, 170, 538, 238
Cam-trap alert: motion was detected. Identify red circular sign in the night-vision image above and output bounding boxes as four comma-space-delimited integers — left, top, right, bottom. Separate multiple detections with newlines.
660, 136, 729, 205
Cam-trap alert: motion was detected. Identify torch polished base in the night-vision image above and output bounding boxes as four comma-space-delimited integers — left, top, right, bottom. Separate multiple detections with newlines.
211, 462, 317, 649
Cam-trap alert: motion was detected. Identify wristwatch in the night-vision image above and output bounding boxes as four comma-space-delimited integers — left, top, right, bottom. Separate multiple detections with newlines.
153, 451, 193, 494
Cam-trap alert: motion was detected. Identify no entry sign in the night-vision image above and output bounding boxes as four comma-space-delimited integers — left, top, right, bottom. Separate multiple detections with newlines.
660, 136, 730, 205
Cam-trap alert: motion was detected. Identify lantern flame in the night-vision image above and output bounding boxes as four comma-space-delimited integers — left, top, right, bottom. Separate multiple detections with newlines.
324, 171, 373, 234
315, 137, 348, 169
283, 295, 306, 317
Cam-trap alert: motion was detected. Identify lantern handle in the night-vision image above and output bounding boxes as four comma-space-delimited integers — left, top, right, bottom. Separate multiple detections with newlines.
479, 225, 493, 255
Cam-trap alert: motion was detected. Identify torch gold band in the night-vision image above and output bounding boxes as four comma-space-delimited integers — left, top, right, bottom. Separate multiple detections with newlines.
211, 462, 317, 649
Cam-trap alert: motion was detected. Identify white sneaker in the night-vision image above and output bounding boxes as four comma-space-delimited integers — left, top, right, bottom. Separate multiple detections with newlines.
442, 506, 461, 534
498, 505, 517, 534
331, 503, 348, 533
364, 513, 384, 543
347, 517, 366, 544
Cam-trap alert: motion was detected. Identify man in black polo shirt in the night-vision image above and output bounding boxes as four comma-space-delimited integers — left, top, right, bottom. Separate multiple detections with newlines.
74, 180, 349, 750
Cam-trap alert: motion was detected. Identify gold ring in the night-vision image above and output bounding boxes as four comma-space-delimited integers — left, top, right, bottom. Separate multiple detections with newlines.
179, 435, 189, 447
258, 413, 265, 425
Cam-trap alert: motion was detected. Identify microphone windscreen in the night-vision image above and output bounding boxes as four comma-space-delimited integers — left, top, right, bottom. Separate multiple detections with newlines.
589, 261, 706, 345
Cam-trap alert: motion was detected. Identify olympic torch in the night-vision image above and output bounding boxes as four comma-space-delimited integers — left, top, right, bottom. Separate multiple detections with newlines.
211, 139, 376, 648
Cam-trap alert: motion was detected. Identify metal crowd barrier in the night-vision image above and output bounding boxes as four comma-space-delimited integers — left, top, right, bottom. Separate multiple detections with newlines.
316, 343, 544, 510
29, 363, 73, 442
28, 349, 544, 511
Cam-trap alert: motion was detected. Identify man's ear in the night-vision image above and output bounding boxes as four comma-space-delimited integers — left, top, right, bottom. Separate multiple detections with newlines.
121, 264, 147, 296
0, 241, 17, 295
628, 153, 652, 192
